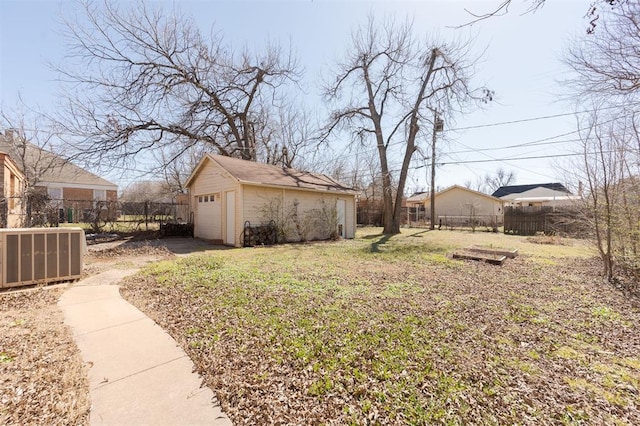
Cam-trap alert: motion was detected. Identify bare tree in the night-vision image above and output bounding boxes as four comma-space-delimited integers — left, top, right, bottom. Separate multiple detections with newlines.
563, 1, 640, 286
484, 167, 516, 194
120, 180, 174, 204
56, 0, 300, 172
256, 103, 321, 170
0, 107, 64, 227
570, 110, 640, 283
153, 141, 209, 196
458, 0, 625, 33
457, 0, 545, 28
324, 17, 491, 235
463, 177, 483, 192
565, 1, 640, 103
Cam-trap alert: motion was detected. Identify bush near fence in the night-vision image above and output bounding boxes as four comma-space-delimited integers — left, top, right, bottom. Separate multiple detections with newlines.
22, 199, 190, 233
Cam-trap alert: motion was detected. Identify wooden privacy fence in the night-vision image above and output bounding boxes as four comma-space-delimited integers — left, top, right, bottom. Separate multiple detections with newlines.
504, 206, 587, 236
438, 215, 503, 231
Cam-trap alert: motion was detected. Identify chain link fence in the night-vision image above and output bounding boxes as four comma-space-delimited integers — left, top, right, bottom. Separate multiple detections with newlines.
3, 196, 191, 235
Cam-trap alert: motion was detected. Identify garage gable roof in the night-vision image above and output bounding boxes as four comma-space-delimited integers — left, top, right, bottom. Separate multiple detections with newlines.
187, 154, 357, 194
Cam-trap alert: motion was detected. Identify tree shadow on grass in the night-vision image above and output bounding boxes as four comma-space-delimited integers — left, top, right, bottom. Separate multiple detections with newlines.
369, 234, 392, 253
361, 233, 385, 240
408, 229, 433, 238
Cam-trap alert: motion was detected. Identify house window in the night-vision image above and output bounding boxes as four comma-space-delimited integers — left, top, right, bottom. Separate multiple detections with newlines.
48, 187, 62, 200
47, 187, 63, 208
93, 189, 107, 209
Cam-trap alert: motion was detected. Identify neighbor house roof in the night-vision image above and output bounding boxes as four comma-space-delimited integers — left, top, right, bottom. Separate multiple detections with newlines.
428, 185, 503, 203
492, 183, 570, 198
406, 192, 429, 203
186, 154, 357, 194
0, 134, 117, 190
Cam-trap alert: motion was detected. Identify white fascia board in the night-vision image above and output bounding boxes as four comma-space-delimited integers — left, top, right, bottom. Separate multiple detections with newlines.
512, 196, 581, 202
36, 181, 118, 192
239, 180, 358, 196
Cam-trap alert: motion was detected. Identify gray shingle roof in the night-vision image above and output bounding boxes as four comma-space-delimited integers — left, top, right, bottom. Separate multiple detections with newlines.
0, 135, 117, 189
492, 183, 570, 198
190, 154, 356, 194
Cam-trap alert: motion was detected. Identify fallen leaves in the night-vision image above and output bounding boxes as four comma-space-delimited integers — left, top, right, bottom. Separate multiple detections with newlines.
118, 235, 640, 424
0, 287, 90, 425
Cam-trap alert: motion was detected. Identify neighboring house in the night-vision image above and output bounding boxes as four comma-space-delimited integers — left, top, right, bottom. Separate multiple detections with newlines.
185, 154, 357, 247
0, 131, 118, 223
422, 185, 504, 228
38, 158, 118, 222
0, 151, 26, 227
492, 183, 580, 207
406, 191, 429, 209
405, 192, 428, 225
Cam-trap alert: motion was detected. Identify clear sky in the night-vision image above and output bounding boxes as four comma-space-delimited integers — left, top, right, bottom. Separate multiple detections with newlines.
0, 0, 589, 193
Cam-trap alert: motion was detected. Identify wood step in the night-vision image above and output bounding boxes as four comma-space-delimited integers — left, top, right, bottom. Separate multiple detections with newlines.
468, 246, 518, 258
452, 251, 507, 265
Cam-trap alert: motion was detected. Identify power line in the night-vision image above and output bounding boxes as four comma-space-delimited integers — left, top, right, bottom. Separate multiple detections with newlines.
447, 103, 640, 132
442, 112, 634, 159
417, 152, 582, 167
445, 138, 581, 155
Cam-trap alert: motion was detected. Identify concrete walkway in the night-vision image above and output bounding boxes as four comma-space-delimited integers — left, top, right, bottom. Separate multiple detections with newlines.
58, 269, 232, 425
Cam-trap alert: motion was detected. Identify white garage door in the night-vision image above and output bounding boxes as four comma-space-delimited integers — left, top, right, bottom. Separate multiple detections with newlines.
195, 194, 221, 240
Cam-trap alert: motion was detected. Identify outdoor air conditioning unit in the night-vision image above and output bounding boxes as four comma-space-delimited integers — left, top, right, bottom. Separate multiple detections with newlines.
0, 227, 85, 289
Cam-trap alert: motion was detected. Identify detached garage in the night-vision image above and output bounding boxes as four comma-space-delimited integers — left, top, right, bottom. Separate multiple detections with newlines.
185, 154, 357, 247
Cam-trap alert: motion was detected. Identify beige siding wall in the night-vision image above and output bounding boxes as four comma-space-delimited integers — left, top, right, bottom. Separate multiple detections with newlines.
2, 156, 25, 228
189, 159, 238, 241
243, 185, 356, 243
242, 185, 284, 225
224, 190, 239, 246
431, 189, 502, 218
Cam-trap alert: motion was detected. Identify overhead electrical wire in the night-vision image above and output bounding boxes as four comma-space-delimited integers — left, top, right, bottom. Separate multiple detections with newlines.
447, 102, 640, 132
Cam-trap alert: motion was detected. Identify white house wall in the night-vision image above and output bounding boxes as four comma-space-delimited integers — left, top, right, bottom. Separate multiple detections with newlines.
501, 187, 569, 201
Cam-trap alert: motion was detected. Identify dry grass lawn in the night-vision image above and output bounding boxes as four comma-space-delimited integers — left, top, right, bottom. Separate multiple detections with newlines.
121, 228, 640, 425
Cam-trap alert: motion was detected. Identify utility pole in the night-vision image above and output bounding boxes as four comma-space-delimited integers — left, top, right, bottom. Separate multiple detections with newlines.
430, 110, 444, 230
